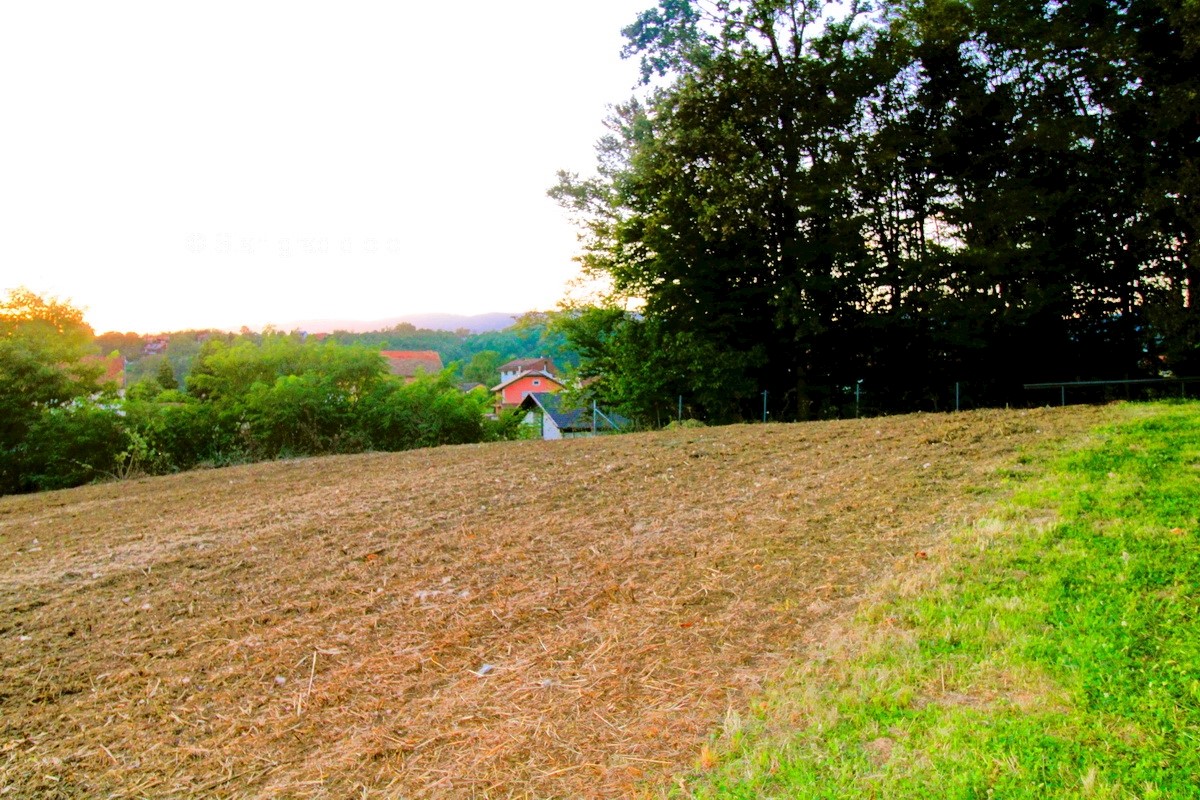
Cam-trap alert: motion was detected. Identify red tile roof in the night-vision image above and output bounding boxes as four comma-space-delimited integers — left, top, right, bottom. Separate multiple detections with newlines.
380, 350, 444, 378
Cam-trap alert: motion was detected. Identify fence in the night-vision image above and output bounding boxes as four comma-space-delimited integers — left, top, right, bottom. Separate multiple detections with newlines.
1023, 377, 1200, 407
666, 376, 1199, 427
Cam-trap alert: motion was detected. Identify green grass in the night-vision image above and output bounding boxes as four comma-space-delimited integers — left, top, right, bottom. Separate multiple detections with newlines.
678, 402, 1200, 799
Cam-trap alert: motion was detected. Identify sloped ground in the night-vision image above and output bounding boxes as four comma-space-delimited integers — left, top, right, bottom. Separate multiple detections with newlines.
0, 407, 1109, 798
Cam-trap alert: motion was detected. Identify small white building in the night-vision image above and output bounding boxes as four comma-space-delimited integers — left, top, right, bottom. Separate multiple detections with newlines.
517, 392, 629, 440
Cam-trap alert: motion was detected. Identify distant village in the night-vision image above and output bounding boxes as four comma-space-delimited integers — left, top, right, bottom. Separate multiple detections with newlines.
92, 326, 627, 441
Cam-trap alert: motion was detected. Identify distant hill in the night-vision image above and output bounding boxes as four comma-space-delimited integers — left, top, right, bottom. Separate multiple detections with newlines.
282, 312, 521, 334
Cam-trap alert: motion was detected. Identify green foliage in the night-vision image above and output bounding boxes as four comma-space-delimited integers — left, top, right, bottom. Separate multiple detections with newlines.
155, 357, 178, 391
124, 378, 162, 402
158, 335, 499, 463
358, 376, 491, 451
0, 288, 95, 355
553, 306, 760, 425
20, 403, 130, 491
187, 336, 385, 403
557, 0, 1200, 421
483, 406, 532, 442
5, 309, 531, 494
107, 315, 581, 412
242, 372, 360, 457
122, 398, 242, 472
462, 350, 505, 386
0, 289, 107, 493
93, 330, 145, 362
681, 403, 1200, 798
321, 312, 579, 376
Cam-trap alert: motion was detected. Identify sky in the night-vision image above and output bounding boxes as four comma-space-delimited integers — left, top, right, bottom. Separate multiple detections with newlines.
0, 1, 652, 334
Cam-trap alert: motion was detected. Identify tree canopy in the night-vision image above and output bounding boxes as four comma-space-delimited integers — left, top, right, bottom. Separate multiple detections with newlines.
0, 292, 528, 495
0, 289, 113, 491
554, 0, 1200, 421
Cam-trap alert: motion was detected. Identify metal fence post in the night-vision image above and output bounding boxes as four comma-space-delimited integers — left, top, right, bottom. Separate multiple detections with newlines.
1026, 377, 1198, 406
762, 391, 768, 423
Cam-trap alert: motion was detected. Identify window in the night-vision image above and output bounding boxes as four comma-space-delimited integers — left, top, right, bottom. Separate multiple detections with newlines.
533, 379, 541, 386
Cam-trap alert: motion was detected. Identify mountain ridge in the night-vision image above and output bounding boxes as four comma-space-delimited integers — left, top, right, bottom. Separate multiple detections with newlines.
280, 311, 522, 334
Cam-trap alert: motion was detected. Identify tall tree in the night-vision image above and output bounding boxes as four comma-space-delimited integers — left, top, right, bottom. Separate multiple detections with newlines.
555, 0, 1199, 421
0, 289, 107, 492
555, 1, 891, 418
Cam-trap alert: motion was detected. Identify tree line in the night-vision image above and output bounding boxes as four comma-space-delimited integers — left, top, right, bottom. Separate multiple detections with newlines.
552, 0, 1199, 423
95, 312, 579, 394
0, 290, 523, 495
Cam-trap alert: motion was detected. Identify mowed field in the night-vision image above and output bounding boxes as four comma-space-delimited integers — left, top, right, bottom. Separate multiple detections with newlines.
0, 406, 1109, 798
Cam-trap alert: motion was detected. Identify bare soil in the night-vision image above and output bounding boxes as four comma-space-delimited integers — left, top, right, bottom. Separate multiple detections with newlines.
0, 407, 1109, 798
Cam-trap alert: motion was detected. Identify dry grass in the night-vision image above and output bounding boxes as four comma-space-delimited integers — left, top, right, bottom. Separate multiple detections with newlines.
0, 406, 1109, 798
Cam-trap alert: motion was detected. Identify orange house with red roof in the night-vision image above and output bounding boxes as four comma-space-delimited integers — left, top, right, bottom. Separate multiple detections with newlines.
490, 369, 565, 414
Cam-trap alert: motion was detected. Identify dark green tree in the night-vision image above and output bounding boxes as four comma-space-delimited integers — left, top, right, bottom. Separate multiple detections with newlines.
554, 0, 1199, 421
155, 357, 179, 391
555, 1, 887, 419
462, 350, 505, 386
0, 289, 114, 492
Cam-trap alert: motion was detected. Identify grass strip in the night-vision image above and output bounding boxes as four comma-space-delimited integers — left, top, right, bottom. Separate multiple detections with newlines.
678, 402, 1200, 799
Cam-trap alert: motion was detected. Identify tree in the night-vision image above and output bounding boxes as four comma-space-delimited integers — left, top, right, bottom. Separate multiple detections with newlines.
155, 357, 179, 391
0, 288, 95, 358
555, 1, 887, 419
94, 330, 145, 362
0, 289, 110, 493
554, 0, 1199, 420
462, 350, 504, 386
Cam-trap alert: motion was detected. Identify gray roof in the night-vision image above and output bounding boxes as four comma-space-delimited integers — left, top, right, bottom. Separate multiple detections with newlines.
519, 392, 630, 432
500, 357, 555, 371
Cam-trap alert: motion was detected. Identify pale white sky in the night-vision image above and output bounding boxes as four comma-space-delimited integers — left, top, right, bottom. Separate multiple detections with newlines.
0, 1, 650, 333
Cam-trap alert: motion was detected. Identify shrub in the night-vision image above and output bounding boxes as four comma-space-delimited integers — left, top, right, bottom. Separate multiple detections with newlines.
20, 403, 129, 491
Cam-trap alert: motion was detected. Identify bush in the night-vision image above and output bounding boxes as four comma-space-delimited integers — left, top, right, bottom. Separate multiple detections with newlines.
483, 407, 531, 441
665, 418, 707, 429
20, 403, 129, 491
243, 373, 355, 457
358, 376, 491, 451
4, 328, 531, 494
123, 398, 248, 472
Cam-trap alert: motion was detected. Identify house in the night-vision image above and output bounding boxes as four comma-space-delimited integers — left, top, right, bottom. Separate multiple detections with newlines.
142, 337, 168, 356
498, 357, 558, 383
381, 350, 444, 382
490, 369, 565, 414
518, 392, 629, 440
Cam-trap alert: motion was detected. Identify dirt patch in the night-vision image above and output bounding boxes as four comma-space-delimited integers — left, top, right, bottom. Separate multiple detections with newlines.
863, 736, 895, 768
0, 407, 1108, 798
